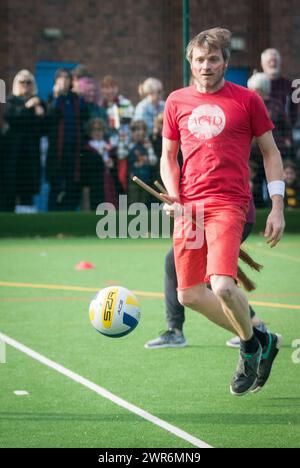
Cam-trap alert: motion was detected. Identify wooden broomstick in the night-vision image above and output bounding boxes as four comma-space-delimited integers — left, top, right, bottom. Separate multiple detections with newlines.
132, 176, 263, 292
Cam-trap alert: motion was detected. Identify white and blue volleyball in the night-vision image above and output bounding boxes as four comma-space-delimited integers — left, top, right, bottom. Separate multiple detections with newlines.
89, 286, 141, 338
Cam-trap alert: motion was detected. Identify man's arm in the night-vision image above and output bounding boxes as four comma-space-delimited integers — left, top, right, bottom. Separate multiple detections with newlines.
160, 137, 180, 202
256, 130, 286, 247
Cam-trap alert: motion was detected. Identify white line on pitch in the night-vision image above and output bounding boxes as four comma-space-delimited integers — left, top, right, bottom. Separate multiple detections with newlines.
0, 339, 6, 363
0, 332, 212, 449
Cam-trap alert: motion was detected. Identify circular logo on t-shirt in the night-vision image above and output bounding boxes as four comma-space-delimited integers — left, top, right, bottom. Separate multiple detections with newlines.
188, 104, 226, 140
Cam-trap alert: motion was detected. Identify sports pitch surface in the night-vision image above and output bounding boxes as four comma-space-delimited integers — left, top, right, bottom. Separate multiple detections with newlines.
0, 234, 300, 448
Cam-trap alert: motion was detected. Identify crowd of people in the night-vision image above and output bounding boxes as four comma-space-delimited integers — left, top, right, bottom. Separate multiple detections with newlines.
0, 47, 299, 212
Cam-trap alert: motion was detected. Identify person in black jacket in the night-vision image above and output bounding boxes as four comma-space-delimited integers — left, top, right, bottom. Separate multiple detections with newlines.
81, 118, 108, 211
1, 69, 45, 211
0, 117, 10, 211
46, 68, 88, 211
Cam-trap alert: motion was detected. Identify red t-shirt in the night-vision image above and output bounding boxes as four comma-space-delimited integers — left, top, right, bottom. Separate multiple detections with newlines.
163, 81, 274, 205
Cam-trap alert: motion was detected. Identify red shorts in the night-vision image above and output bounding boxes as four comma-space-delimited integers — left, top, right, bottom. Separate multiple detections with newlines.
173, 202, 247, 290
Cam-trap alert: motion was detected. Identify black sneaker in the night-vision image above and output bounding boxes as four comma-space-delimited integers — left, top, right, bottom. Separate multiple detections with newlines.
144, 329, 187, 349
251, 333, 283, 394
230, 344, 262, 396
226, 320, 269, 349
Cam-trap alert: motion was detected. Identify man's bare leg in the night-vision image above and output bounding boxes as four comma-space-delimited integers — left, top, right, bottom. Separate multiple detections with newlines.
210, 275, 253, 341
178, 278, 263, 396
177, 284, 239, 334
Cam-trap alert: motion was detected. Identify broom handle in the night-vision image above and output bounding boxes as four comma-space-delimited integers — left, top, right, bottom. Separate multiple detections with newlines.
132, 176, 203, 229
154, 180, 168, 195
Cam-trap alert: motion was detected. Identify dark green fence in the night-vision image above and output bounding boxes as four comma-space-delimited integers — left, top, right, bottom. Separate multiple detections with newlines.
0, 209, 299, 238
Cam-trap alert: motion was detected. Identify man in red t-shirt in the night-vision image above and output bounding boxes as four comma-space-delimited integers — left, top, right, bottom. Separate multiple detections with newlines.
161, 27, 285, 396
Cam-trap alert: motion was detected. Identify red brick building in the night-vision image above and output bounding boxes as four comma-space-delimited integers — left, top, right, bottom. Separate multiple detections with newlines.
0, 0, 299, 104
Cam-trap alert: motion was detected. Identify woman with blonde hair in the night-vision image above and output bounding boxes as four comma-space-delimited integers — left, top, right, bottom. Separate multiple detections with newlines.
133, 77, 165, 135
2, 69, 45, 210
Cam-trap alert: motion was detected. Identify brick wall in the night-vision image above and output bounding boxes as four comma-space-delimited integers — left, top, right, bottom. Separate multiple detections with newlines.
0, 0, 9, 97
189, 0, 299, 79
189, 0, 252, 68
269, 0, 300, 78
1, 0, 299, 105
2, 0, 179, 104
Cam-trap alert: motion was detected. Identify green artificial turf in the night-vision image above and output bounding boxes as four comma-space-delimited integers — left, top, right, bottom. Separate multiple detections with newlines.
0, 234, 300, 448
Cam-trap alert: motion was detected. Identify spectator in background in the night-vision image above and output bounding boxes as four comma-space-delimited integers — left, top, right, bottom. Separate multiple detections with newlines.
248, 72, 293, 158
248, 159, 264, 208
101, 75, 134, 135
46, 68, 88, 210
76, 76, 108, 124
1, 70, 45, 211
283, 160, 300, 208
0, 115, 10, 210
151, 113, 163, 158
134, 78, 165, 135
71, 64, 93, 95
150, 112, 163, 183
81, 117, 114, 211
127, 120, 157, 205
261, 48, 298, 128
115, 128, 131, 194
150, 112, 184, 187
101, 75, 134, 194
296, 147, 300, 166
248, 72, 293, 207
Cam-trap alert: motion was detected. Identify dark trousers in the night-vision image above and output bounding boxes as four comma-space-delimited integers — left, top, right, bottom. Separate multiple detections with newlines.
48, 178, 81, 211
165, 222, 255, 330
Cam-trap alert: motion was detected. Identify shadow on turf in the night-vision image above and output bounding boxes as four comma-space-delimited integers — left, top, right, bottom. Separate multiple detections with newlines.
155, 413, 300, 425
0, 412, 140, 422
179, 345, 231, 349
1, 411, 300, 424
263, 397, 300, 407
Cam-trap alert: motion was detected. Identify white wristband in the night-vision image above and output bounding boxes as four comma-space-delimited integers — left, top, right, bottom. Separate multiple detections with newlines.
267, 180, 285, 198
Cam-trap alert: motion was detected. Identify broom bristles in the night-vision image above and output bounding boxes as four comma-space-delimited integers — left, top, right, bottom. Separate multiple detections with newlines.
237, 248, 263, 291
237, 266, 256, 292
239, 248, 263, 272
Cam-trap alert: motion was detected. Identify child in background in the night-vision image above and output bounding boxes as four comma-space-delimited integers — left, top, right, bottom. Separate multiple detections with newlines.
284, 160, 300, 208
150, 113, 163, 184
116, 116, 161, 195
127, 120, 157, 205
115, 128, 131, 194
81, 118, 117, 210
100, 75, 134, 195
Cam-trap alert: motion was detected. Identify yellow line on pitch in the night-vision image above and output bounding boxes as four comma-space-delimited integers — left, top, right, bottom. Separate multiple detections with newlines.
0, 281, 164, 299
0, 281, 99, 293
249, 300, 300, 310
1, 281, 300, 309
